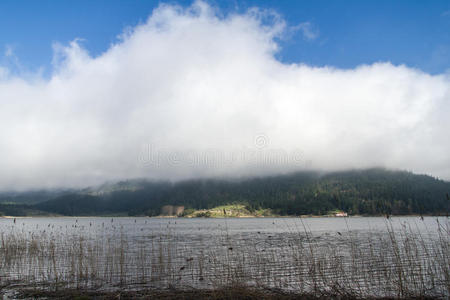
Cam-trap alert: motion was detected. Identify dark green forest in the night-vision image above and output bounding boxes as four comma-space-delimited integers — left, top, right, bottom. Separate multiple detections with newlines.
0, 168, 449, 217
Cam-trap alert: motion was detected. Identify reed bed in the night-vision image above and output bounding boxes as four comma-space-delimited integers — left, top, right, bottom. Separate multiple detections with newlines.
0, 218, 448, 299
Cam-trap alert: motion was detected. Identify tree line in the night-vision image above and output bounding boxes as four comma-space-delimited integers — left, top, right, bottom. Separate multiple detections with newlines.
1, 168, 449, 216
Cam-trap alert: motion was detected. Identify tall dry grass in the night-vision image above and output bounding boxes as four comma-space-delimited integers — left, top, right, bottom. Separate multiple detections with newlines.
0, 218, 448, 299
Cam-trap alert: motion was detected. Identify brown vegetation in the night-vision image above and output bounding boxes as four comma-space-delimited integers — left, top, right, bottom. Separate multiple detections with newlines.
0, 219, 448, 299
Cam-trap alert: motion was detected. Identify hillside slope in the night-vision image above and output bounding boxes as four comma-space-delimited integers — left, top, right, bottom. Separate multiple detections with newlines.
1, 168, 449, 216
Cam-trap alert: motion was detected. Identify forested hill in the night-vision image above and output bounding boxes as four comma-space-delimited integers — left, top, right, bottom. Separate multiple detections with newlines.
1, 168, 449, 216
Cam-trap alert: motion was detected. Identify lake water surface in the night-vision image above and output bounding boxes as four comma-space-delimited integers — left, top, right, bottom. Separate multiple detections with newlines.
0, 216, 448, 298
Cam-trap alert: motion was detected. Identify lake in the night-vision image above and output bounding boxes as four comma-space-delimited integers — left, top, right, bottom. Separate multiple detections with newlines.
0, 216, 448, 298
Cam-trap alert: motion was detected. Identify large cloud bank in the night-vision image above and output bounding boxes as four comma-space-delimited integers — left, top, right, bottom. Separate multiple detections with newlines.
0, 2, 449, 190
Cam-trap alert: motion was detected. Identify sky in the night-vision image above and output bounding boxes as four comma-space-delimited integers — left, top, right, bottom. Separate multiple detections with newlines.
0, 0, 449, 190
1, 0, 449, 75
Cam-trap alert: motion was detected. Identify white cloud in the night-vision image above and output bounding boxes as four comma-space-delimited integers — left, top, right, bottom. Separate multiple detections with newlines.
4, 45, 14, 57
0, 1, 449, 190
294, 22, 319, 40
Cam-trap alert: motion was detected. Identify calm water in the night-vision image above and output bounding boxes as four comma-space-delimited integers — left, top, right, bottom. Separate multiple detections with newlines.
1, 216, 445, 259
0, 215, 445, 237
0, 216, 448, 298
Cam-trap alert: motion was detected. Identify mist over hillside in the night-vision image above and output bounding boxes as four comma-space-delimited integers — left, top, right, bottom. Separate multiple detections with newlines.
1, 168, 448, 217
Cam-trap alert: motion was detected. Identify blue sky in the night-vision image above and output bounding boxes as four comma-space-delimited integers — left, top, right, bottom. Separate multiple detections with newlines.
1, 0, 449, 75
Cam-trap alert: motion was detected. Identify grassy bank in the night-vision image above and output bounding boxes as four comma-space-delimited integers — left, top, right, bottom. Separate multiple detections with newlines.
14, 286, 422, 299
180, 205, 351, 218
181, 204, 275, 218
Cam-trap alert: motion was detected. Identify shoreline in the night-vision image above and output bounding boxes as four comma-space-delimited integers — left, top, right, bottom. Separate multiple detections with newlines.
7, 285, 435, 300
1, 214, 446, 219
